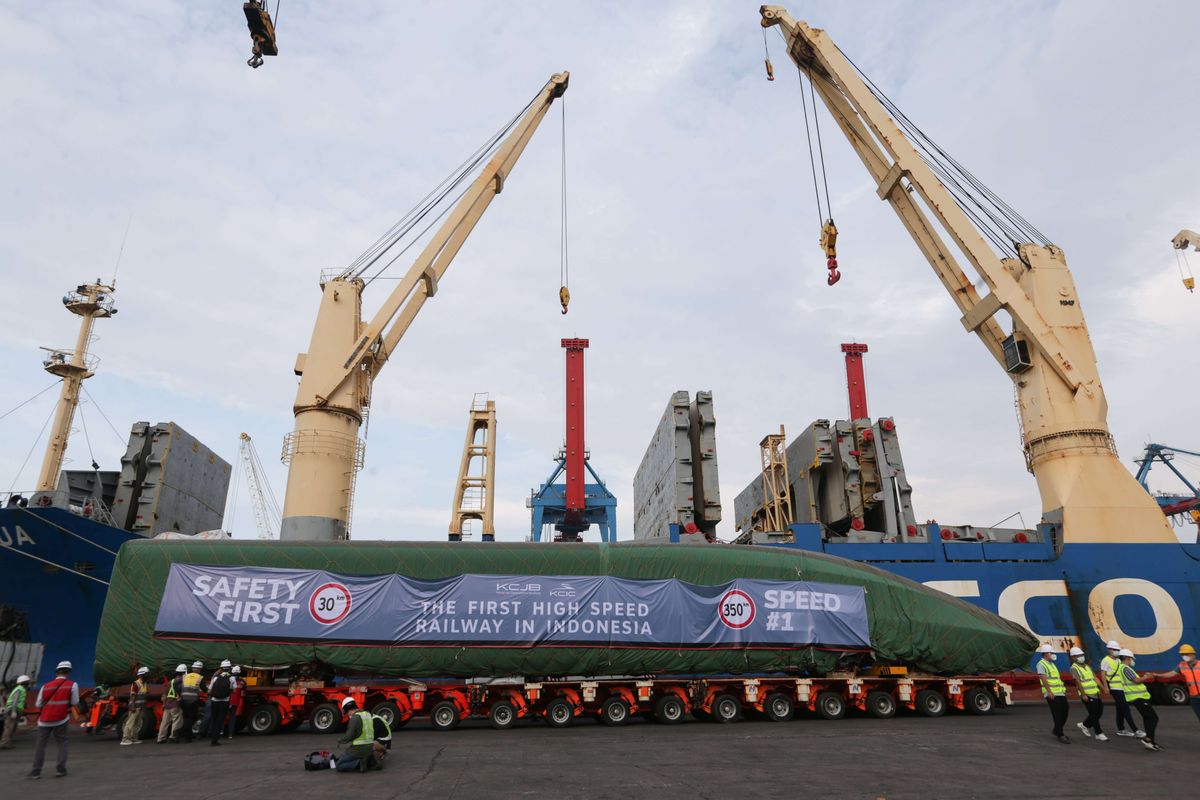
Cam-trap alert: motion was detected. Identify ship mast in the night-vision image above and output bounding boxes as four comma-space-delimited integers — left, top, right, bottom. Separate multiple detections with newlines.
34, 281, 117, 493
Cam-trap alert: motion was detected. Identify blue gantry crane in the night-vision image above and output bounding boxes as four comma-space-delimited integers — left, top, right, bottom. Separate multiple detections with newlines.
1134, 443, 1200, 538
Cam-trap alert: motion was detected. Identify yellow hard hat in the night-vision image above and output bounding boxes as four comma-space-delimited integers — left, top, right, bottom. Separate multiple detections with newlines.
1180, 644, 1196, 655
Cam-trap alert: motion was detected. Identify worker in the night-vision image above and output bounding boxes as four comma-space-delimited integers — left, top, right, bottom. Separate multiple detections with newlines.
1035, 644, 1070, 743
1067, 646, 1106, 741
180, 661, 203, 743
157, 665, 187, 743
335, 697, 382, 772
0, 675, 31, 749
1098, 639, 1140, 738
198, 659, 231, 739
1118, 649, 1160, 751
207, 664, 232, 747
28, 660, 80, 780
223, 665, 244, 739
1152, 644, 1200, 723
120, 667, 151, 745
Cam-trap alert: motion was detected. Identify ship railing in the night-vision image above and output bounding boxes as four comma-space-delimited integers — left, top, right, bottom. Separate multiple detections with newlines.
2, 489, 117, 525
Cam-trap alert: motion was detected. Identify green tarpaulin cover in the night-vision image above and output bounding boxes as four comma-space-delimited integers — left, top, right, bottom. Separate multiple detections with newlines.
95, 540, 1036, 683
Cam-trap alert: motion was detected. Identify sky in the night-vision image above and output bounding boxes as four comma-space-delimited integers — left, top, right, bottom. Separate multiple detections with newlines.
0, 0, 1196, 544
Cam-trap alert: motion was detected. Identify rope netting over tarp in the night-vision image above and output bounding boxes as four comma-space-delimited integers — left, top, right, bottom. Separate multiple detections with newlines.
95, 540, 1035, 683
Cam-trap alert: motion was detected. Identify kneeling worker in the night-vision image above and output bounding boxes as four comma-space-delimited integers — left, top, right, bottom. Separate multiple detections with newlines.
1068, 647, 1106, 741
336, 697, 383, 772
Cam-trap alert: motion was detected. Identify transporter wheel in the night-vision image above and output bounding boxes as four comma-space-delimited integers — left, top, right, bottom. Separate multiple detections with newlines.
710, 693, 741, 724
916, 689, 946, 718
429, 700, 461, 732
764, 692, 794, 722
600, 696, 631, 726
654, 695, 687, 725
247, 704, 281, 735
489, 701, 517, 730
866, 691, 897, 720
544, 697, 574, 729
963, 688, 995, 716
815, 691, 846, 721
1162, 683, 1189, 706
308, 703, 344, 734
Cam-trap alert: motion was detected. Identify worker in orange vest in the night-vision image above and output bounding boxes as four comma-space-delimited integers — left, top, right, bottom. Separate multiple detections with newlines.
1153, 644, 1200, 723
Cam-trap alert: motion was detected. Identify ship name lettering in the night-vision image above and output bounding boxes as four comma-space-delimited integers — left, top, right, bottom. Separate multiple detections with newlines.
0, 526, 36, 548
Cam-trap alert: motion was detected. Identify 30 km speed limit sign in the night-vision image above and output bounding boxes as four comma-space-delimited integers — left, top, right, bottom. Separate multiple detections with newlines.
717, 589, 755, 629
309, 582, 352, 625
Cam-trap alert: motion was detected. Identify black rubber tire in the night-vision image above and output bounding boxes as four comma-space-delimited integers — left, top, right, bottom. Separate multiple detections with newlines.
601, 696, 631, 726
246, 704, 281, 735
866, 690, 897, 719
429, 700, 461, 731
653, 694, 687, 725
372, 700, 402, 729
489, 701, 517, 730
764, 692, 794, 722
963, 687, 995, 716
815, 691, 847, 721
1163, 683, 1189, 706
544, 697, 574, 729
710, 693, 741, 724
308, 703, 344, 734
916, 689, 947, 718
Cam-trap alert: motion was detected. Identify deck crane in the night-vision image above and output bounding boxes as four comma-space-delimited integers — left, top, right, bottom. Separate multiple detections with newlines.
238, 432, 281, 540
1171, 229, 1197, 291
759, 6, 1175, 544
279, 72, 569, 541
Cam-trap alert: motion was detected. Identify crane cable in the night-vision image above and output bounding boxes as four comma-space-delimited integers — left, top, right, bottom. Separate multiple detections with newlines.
1174, 248, 1194, 292
559, 97, 570, 314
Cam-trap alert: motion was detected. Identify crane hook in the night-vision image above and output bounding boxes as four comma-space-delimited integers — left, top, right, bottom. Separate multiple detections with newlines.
820, 219, 840, 287
559, 286, 570, 315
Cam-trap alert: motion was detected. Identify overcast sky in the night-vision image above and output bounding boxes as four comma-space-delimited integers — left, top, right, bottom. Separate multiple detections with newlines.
1, 0, 1196, 543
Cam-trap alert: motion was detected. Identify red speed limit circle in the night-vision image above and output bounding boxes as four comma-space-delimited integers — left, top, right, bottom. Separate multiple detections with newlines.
717, 589, 755, 629
309, 582, 352, 625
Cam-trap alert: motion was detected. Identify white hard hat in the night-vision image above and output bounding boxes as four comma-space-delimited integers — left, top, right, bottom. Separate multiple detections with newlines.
56, 660, 72, 671
1069, 646, 1084, 657
220, 659, 232, 669
1118, 648, 1134, 658
340, 696, 356, 710
231, 666, 241, 674
1036, 644, 1054, 654
1106, 640, 1120, 650
136, 666, 149, 676
15, 675, 30, 684
176, 664, 187, 673
191, 661, 204, 669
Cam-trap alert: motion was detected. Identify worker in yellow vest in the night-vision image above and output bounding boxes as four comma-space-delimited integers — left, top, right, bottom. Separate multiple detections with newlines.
119, 667, 150, 746
1097, 640, 1140, 737
1035, 644, 1070, 743
1117, 649, 1159, 751
1067, 646, 1107, 741
1152, 643, 1200, 724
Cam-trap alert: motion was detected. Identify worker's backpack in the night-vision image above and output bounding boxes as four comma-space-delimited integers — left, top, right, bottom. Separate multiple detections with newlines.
303, 751, 333, 771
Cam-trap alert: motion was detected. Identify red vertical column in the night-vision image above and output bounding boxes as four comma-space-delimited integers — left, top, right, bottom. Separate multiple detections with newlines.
562, 338, 589, 518
841, 343, 869, 420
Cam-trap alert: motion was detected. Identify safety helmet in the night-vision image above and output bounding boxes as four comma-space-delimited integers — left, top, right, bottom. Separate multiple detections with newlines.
191, 661, 204, 670
220, 659, 232, 669
136, 666, 150, 676
176, 664, 187, 673
1180, 644, 1196, 655
1105, 640, 1120, 650
1069, 646, 1084, 657
56, 660, 72, 672
15, 675, 30, 685
231, 666, 241, 674
340, 696, 357, 710
1118, 648, 1134, 659
1036, 644, 1054, 654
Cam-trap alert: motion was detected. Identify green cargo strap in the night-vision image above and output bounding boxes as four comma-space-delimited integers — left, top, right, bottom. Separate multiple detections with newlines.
1038, 660, 1065, 696
1102, 655, 1124, 691
1121, 665, 1149, 701
351, 710, 375, 746
1069, 663, 1099, 696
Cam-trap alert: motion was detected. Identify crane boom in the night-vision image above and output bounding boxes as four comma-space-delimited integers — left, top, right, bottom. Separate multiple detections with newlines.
280, 72, 569, 541
760, 7, 1173, 544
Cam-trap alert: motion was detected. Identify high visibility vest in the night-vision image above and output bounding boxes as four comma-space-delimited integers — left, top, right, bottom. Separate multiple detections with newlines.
1069, 663, 1100, 697
37, 678, 76, 725
1121, 665, 1150, 702
129, 679, 148, 709
350, 710, 375, 747
6, 684, 27, 713
180, 672, 201, 700
1179, 661, 1200, 698
166, 679, 179, 700
1038, 660, 1065, 696
372, 714, 392, 742
1102, 655, 1124, 691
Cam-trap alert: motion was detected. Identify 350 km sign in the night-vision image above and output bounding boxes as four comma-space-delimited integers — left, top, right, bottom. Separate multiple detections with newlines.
717, 589, 755, 629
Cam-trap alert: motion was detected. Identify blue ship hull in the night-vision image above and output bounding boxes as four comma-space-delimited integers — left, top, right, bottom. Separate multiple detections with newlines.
0, 507, 141, 686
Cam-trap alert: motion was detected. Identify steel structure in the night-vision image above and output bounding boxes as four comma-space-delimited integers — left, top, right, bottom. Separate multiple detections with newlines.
1134, 443, 1200, 531
238, 432, 280, 540
279, 72, 569, 541
840, 343, 869, 420
761, 6, 1172, 544
758, 426, 793, 534
449, 395, 497, 542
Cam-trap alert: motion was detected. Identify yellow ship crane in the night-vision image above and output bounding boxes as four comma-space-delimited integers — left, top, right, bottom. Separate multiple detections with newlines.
280, 72, 569, 541
759, 6, 1173, 544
